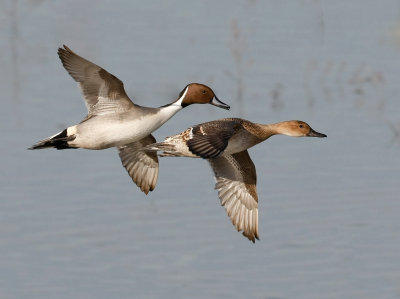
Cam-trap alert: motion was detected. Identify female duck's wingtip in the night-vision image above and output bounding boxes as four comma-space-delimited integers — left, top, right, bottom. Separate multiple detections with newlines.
243, 231, 259, 243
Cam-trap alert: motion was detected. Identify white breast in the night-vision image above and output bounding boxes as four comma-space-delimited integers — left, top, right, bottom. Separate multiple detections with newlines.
70, 107, 182, 149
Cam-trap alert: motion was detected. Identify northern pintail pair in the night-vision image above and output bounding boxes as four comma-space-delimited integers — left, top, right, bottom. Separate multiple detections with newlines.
30, 46, 326, 243
29, 45, 230, 194
146, 118, 327, 242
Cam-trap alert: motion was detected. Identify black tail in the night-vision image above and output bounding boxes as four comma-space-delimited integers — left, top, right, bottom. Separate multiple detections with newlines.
28, 129, 75, 150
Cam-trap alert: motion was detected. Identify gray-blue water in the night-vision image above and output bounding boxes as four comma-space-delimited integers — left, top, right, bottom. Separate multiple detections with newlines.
1, 1, 400, 298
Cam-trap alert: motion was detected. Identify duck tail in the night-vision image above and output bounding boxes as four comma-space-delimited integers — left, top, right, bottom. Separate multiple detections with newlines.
144, 142, 179, 157
144, 142, 175, 152
28, 129, 75, 150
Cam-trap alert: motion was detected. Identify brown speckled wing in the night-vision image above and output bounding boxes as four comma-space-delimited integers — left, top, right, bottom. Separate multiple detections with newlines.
208, 150, 259, 242
58, 45, 135, 116
118, 134, 159, 194
186, 120, 238, 158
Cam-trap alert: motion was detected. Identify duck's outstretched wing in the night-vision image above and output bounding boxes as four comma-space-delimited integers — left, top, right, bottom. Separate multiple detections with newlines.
58, 45, 135, 117
118, 134, 159, 194
186, 120, 239, 159
208, 150, 259, 242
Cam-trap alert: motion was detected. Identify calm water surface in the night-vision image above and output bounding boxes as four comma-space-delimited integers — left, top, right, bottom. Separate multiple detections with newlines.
1, 1, 400, 298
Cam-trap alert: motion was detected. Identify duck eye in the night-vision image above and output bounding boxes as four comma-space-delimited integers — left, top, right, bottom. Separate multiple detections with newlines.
202, 90, 206, 94
299, 124, 303, 128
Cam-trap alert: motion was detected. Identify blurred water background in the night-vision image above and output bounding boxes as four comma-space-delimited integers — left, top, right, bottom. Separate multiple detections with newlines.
1, 1, 400, 298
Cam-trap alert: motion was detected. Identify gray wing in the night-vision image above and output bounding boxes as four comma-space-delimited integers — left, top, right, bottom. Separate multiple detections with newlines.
58, 45, 135, 116
118, 135, 159, 194
209, 150, 259, 242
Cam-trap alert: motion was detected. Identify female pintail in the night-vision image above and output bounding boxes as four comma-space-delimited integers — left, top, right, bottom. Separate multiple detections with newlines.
146, 118, 326, 242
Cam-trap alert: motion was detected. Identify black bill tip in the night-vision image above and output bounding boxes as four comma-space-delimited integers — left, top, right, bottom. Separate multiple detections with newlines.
210, 96, 230, 110
308, 128, 327, 138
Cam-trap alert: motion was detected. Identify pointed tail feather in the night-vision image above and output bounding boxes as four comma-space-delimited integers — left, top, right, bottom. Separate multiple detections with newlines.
144, 142, 175, 152
144, 142, 181, 157
28, 129, 75, 150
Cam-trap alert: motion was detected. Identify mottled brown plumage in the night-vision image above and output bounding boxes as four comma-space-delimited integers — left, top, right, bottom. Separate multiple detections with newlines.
146, 118, 326, 242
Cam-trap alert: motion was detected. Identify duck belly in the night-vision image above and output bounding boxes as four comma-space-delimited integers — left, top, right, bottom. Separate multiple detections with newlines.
69, 116, 160, 150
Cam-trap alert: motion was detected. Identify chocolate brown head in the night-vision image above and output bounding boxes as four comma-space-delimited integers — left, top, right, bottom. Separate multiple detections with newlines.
178, 83, 230, 110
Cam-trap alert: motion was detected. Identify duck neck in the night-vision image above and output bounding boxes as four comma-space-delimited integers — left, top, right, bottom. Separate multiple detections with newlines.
159, 86, 188, 110
156, 103, 182, 127
257, 121, 291, 140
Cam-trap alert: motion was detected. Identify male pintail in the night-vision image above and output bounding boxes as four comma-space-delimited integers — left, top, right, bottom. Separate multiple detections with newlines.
29, 45, 230, 194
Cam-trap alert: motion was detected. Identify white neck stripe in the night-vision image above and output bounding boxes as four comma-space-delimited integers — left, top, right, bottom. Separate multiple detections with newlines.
174, 86, 189, 106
